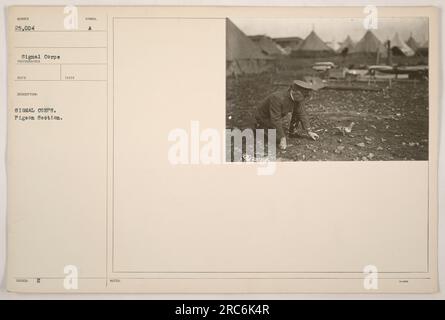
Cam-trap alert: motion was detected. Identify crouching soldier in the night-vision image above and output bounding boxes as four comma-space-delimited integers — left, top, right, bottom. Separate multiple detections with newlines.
254, 79, 321, 150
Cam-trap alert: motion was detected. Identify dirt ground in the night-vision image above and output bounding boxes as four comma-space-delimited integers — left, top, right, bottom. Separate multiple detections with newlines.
226, 56, 429, 161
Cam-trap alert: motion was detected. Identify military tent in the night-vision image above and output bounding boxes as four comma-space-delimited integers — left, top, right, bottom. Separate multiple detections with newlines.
226, 19, 274, 76
390, 33, 415, 56
417, 39, 428, 57
273, 37, 302, 55
292, 30, 334, 57
349, 30, 387, 58
326, 38, 340, 52
337, 35, 355, 54
249, 35, 285, 56
406, 34, 419, 52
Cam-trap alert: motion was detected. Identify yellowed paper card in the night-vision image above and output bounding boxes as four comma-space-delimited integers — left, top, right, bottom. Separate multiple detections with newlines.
6, 6, 438, 293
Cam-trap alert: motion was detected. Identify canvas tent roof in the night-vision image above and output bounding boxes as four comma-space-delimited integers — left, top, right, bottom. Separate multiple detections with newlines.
419, 39, 428, 48
350, 30, 387, 57
416, 39, 428, 56
337, 35, 355, 53
274, 37, 302, 50
390, 33, 415, 56
273, 37, 302, 55
296, 30, 333, 52
406, 34, 419, 51
226, 19, 272, 61
326, 39, 340, 51
226, 19, 273, 75
249, 35, 285, 56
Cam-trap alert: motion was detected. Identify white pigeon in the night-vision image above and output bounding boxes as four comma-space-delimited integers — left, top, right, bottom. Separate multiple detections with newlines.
335, 122, 355, 136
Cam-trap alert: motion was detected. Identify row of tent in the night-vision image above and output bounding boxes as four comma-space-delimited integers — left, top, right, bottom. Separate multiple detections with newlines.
336, 31, 428, 57
227, 18, 428, 75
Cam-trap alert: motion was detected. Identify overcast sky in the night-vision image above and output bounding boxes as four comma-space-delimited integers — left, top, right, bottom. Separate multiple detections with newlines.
231, 17, 428, 44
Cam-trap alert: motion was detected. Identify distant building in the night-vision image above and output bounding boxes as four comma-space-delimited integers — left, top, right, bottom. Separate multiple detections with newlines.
249, 35, 286, 56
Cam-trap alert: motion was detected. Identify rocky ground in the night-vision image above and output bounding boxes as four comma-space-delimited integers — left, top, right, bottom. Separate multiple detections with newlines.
226, 63, 429, 161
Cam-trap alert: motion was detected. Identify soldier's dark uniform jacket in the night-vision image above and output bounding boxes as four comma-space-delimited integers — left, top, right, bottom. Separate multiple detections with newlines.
255, 89, 310, 139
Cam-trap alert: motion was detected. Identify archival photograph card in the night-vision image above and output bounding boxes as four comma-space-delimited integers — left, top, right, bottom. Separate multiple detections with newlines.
6, 6, 439, 293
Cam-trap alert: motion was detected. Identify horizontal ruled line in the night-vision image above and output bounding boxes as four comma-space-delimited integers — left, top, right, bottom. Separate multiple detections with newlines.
16, 63, 107, 65
14, 276, 432, 280
14, 46, 107, 49
14, 30, 106, 33
14, 79, 107, 82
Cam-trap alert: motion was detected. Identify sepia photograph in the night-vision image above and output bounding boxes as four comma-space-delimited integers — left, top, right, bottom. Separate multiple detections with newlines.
2, 4, 441, 298
226, 17, 429, 161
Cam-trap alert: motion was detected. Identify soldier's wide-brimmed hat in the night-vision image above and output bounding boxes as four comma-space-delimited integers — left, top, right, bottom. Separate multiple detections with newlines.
292, 76, 326, 91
